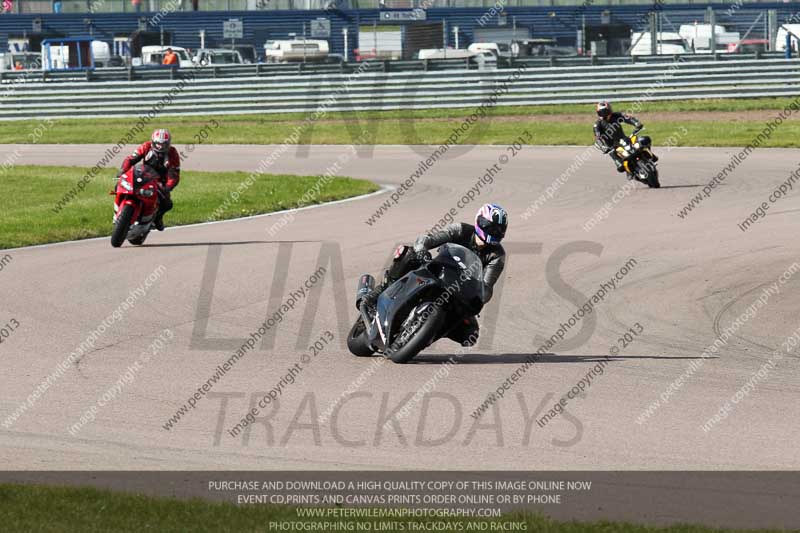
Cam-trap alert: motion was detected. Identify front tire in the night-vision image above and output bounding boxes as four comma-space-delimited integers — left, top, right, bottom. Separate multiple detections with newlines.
111, 204, 134, 248
386, 302, 445, 364
347, 318, 375, 357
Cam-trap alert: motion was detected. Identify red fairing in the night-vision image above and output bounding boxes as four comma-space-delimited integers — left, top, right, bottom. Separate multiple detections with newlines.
114, 166, 159, 223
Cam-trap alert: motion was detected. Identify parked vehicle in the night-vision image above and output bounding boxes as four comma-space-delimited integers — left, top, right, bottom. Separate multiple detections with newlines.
223, 44, 258, 63
417, 48, 474, 60
470, 50, 498, 69
467, 42, 510, 59
613, 129, 660, 188
727, 39, 769, 54
679, 24, 739, 53
630, 32, 687, 55
0, 52, 40, 70
139, 46, 193, 67
193, 48, 243, 66
515, 38, 576, 57
263, 40, 329, 63
111, 164, 160, 248
348, 243, 486, 363
775, 24, 800, 53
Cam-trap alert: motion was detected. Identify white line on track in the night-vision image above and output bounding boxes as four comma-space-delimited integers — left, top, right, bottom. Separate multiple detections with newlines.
2, 185, 394, 253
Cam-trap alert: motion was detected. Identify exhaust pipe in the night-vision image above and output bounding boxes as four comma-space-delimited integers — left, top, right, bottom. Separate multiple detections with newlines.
355, 274, 375, 309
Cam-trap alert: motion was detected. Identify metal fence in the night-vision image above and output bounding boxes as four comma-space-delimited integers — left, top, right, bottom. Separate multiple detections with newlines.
5, 0, 790, 15
2, 56, 798, 120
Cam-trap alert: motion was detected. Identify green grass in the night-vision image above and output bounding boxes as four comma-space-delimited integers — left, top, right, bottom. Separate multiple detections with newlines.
0, 483, 786, 533
3, 98, 799, 148
0, 165, 378, 249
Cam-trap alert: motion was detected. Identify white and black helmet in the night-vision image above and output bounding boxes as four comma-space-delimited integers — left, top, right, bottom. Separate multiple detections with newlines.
596, 101, 612, 119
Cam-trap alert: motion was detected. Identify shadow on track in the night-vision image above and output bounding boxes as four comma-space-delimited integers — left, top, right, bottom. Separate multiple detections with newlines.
138, 240, 319, 248
656, 184, 707, 189
411, 353, 714, 364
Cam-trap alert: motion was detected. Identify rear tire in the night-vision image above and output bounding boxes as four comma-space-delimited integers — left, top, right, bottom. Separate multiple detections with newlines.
128, 233, 148, 246
386, 302, 445, 364
111, 204, 134, 248
347, 318, 375, 357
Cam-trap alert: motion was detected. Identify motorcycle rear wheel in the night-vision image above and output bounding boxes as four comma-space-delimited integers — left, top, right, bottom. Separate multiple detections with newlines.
645, 167, 660, 189
129, 233, 148, 246
111, 204, 135, 248
386, 302, 445, 364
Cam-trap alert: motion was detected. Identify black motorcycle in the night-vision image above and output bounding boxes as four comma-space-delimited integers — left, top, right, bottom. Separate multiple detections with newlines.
347, 244, 485, 364
613, 128, 660, 188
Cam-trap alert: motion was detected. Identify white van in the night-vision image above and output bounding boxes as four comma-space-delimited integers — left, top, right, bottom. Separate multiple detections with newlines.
679, 24, 739, 53
775, 24, 800, 52
417, 48, 474, 60
467, 42, 511, 59
92, 41, 111, 67
263, 40, 329, 63
140, 46, 193, 67
0, 51, 41, 71
193, 48, 243, 66
630, 32, 688, 55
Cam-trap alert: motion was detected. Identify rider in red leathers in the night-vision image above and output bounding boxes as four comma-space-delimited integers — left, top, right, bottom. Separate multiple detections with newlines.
120, 129, 180, 230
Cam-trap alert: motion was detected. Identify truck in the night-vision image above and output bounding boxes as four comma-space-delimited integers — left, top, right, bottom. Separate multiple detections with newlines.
138, 46, 193, 68
0, 51, 41, 71
679, 24, 740, 53
629, 32, 688, 56
193, 48, 244, 66
263, 40, 329, 63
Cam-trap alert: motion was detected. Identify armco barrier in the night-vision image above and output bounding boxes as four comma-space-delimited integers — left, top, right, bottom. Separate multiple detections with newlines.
1, 57, 799, 121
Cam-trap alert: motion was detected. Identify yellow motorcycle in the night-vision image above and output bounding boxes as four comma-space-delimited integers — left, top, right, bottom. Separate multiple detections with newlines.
614, 128, 660, 188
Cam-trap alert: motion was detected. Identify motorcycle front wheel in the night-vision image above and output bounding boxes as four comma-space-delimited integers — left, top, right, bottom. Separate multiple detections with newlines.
111, 204, 135, 248
347, 318, 375, 357
386, 302, 445, 364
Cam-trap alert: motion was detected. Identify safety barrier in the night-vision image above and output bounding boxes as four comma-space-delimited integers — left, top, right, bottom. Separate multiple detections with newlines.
1, 57, 798, 120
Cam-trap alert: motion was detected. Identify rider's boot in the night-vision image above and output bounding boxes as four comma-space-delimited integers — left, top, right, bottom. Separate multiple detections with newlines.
154, 214, 165, 231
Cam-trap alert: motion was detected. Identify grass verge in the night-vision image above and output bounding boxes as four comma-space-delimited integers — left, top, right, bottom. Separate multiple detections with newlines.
0, 483, 785, 533
3, 98, 800, 147
0, 165, 378, 249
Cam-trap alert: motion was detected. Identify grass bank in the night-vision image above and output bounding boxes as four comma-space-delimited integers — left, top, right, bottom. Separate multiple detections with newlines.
0, 165, 378, 249
2, 98, 800, 147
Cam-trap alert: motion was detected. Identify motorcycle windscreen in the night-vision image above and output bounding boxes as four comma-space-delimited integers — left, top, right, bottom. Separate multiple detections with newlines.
431, 243, 485, 315
376, 274, 436, 348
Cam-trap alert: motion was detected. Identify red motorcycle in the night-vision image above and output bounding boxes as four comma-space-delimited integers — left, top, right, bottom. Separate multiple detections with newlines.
110, 164, 160, 247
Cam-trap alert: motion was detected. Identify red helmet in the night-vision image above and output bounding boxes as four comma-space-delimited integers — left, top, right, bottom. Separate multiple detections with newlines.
596, 101, 612, 118
151, 129, 171, 154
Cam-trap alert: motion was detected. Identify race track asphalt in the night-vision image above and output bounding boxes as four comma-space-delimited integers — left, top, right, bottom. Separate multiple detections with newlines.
1, 142, 798, 479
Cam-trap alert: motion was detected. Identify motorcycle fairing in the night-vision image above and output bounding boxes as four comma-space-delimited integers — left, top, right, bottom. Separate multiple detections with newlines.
372, 273, 437, 350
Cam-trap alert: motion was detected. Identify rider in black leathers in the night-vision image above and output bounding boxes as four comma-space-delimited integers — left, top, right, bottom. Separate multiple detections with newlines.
593, 101, 657, 172
361, 204, 508, 347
